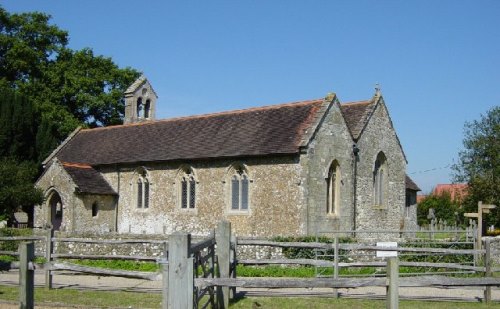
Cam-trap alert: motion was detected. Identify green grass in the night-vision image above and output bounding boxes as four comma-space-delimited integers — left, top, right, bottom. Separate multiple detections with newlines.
0, 285, 498, 308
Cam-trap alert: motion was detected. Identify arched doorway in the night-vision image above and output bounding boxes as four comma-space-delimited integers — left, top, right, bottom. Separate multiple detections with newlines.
47, 191, 63, 231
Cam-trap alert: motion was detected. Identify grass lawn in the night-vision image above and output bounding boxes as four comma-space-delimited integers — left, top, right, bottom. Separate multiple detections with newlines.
1, 285, 499, 309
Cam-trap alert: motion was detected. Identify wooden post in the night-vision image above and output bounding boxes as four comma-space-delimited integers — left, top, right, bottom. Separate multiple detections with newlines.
230, 235, 237, 298
386, 257, 399, 309
333, 236, 339, 298
168, 232, 193, 309
19, 242, 35, 309
45, 228, 54, 289
484, 238, 491, 303
160, 242, 169, 309
216, 221, 231, 309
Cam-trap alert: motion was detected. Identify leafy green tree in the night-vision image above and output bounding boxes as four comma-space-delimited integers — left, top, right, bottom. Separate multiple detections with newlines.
0, 87, 38, 161
417, 193, 462, 227
452, 106, 500, 229
1, 5, 140, 143
0, 7, 67, 86
0, 157, 43, 222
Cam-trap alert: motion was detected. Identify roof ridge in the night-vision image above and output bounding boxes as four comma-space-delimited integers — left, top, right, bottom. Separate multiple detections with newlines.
62, 162, 93, 169
81, 98, 324, 132
341, 99, 373, 106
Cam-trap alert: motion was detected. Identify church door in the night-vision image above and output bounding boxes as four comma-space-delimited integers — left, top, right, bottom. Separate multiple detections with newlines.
48, 192, 63, 230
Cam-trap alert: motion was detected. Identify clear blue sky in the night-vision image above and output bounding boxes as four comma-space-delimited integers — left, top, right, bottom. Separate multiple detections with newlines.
3, 1, 500, 193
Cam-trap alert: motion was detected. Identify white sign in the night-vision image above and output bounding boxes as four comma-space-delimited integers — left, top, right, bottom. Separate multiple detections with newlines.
376, 241, 398, 258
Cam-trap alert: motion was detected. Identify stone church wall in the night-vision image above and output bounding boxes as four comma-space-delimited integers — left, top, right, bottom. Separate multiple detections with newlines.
98, 156, 306, 237
34, 161, 117, 234
354, 102, 406, 237
301, 102, 355, 236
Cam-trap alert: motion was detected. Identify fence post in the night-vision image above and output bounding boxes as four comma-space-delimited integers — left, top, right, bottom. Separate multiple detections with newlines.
168, 232, 193, 309
19, 242, 35, 309
230, 235, 237, 299
160, 241, 169, 309
45, 228, 54, 289
333, 236, 339, 298
216, 221, 231, 309
484, 238, 491, 303
386, 257, 399, 309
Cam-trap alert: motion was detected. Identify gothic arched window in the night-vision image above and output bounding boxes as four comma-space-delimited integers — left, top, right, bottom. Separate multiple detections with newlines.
230, 166, 249, 211
136, 168, 149, 209
373, 152, 387, 207
180, 167, 196, 209
326, 161, 341, 215
144, 99, 151, 119
136, 97, 144, 119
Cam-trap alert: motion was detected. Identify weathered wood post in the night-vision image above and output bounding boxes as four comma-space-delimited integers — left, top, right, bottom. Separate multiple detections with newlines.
168, 232, 193, 309
230, 234, 237, 298
19, 242, 35, 309
333, 236, 339, 298
484, 238, 491, 303
216, 221, 231, 309
160, 241, 169, 309
45, 228, 54, 289
386, 257, 399, 309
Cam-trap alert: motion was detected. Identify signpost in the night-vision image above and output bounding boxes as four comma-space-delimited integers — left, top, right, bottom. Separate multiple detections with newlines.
464, 201, 496, 251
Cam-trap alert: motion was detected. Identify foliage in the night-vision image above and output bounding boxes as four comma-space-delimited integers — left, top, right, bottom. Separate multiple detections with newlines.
272, 235, 352, 261
452, 106, 500, 228
0, 227, 32, 252
417, 193, 462, 227
0, 158, 43, 222
400, 240, 474, 265
0, 5, 140, 146
70, 259, 159, 272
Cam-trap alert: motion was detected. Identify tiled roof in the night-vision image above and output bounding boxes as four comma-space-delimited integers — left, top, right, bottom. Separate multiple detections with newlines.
405, 175, 421, 191
62, 162, 117, 195
56, 99, 325, 165
340, 99, 377, 140
433, 184, 468, 201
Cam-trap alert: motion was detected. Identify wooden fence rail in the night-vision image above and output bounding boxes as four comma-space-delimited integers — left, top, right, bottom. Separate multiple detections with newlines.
4, 224, 500, 308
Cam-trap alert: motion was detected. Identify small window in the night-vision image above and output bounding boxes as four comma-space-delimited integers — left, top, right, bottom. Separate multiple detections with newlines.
137, 97, 143, 118
180, 168, 196, 209
373, 152, 387, 207
92, 202, 98, 217
136, 169, 150, 209
230, 166, 250, 211
326, 161, 341, 215
144, 99, 151, 118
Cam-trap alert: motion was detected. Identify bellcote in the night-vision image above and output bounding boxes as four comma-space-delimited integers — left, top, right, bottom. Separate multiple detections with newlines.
124, 75, 158, 124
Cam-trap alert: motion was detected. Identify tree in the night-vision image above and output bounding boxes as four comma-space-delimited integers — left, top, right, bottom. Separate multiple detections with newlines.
1, 6, 140, 143
417, 193, 462, 227
0, 157, 43, 222
0, 87, 38, 161
452, 106, 500, 229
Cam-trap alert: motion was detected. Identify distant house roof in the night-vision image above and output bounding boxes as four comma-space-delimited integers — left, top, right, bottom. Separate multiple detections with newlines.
53, 99, 327, 166
405, 175, 421, 191
433, 184, 468, 201
62, 162, 117, 195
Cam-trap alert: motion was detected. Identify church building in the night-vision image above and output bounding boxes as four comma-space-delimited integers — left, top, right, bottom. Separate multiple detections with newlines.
34, 76, 418, 237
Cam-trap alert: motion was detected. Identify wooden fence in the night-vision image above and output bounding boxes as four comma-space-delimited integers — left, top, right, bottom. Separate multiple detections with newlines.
2, 222, 500, 309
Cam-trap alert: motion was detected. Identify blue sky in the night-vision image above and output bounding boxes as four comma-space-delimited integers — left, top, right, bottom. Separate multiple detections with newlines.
3, 1, 500, 193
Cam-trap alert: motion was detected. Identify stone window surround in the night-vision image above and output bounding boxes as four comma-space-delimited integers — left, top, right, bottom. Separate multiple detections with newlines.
373, 152, 388, 209
325, 160, 341, 217
136, 95, 152, 120
225, 163, 253, 215
175, 165, 199, 212
132, 167, 151, 211
91, 201, 99, 218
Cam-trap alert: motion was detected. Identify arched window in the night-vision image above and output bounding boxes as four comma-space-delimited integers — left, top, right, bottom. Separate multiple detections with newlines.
230, 166, 249, 211
137, 97, 143, 118
373, 152, 387, 207
180, 167, 196, 209
144, 99, 151, 119
136, 168, 149, 209
92, 202, 98, 217
326, 161, 341, 215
